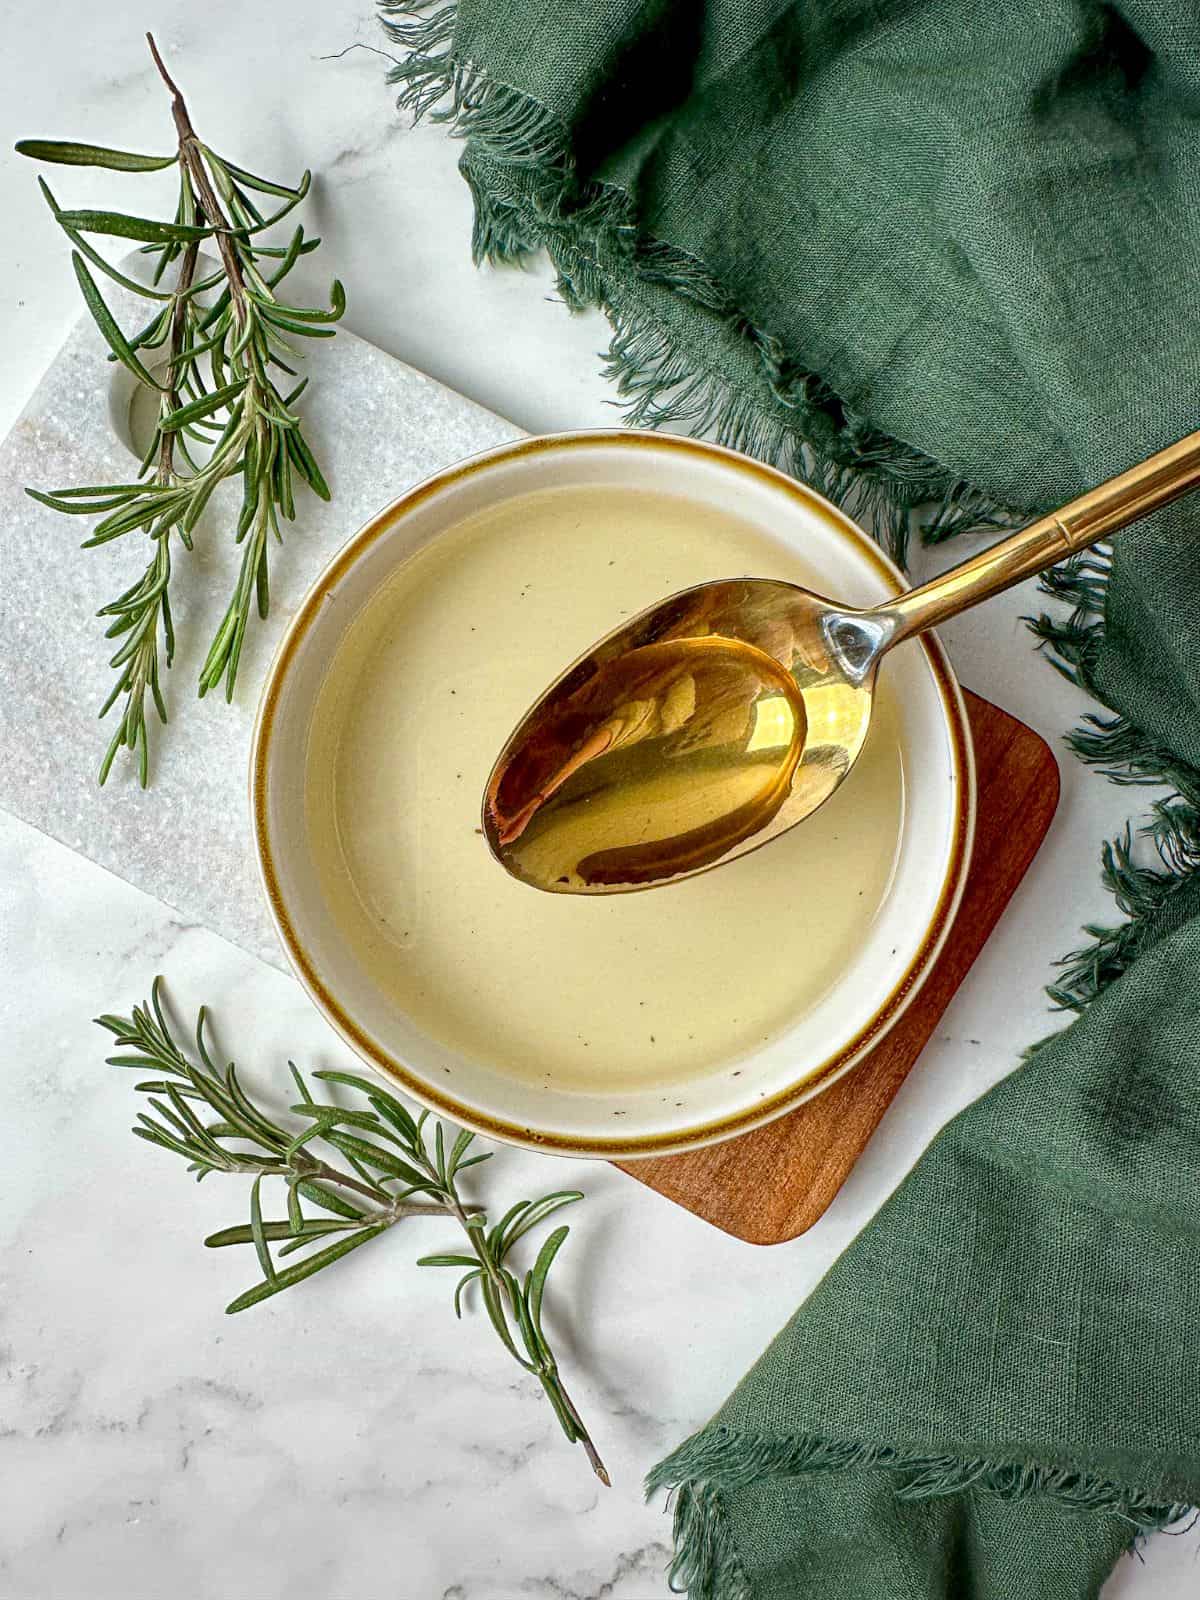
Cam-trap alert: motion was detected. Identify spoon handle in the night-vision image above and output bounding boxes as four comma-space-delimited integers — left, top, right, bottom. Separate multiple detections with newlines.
873, 429, 1200, 644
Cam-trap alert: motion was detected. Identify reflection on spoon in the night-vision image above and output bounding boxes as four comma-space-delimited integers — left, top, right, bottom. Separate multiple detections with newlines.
484, 636, 806, 891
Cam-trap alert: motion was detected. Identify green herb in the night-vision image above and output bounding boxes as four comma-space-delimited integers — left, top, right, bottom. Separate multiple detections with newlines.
16, 34, 343, 786
96, 979, 609, 1484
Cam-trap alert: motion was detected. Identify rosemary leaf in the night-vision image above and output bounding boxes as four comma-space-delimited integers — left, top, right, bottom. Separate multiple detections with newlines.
71, 251, 164, 389
205, 1219, 354, 1248
205, 152, 306, 199
158, 378, 247, 432
528, 1226, 569, 1334
226, 1226, 388, 1313
249, 1174, 276, 1283
16, 138, 177, 171
56, 208, 211, 244
39, 180, 176, 301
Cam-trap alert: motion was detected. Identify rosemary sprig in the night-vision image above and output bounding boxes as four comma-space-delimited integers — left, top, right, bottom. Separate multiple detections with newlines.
16, 33, 343, 786
97, 979, 609, 1484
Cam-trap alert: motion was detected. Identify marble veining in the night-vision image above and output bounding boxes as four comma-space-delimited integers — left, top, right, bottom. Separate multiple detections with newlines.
0, 2, 1194, 1595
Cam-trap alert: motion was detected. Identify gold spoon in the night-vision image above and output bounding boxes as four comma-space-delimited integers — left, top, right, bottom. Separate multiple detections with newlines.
484, 430, 1200, 894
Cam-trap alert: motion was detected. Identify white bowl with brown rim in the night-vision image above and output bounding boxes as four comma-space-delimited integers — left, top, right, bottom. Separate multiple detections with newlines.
251, 431, 974, 1159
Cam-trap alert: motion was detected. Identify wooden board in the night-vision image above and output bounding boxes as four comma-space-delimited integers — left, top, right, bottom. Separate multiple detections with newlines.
615, 690, 1059, 1243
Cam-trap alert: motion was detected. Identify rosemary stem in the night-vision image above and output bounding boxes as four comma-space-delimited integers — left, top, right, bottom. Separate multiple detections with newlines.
146, 32, 248, 322
383, 1200, 455, 1222
297, 1155, 480, 1226
552, 1379, 612, 1486
436, 1173, 510, 1296
157, 238, 198, 484
298, 1155, 409, 1208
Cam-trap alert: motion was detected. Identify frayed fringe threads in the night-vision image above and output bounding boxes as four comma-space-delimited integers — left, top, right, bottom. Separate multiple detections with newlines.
648, 1428, 1194, 1599
379, 0, 1016, 569
1031, 545, 1200, 1013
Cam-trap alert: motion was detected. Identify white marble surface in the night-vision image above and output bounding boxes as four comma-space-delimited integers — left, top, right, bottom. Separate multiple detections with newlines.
0, 5, 1193, 1596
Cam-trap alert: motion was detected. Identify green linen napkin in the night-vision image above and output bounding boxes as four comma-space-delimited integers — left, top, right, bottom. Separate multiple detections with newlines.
381, 1, 1200, 1592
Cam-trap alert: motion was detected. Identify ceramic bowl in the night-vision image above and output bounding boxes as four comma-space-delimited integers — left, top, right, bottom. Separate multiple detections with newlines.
251, 431, 974, 1159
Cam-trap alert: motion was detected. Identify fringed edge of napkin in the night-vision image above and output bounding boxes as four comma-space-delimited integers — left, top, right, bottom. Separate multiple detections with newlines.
1029, 544, 1200, 1014
378, 0, 1022, 569
647, 1427, 1195, 1600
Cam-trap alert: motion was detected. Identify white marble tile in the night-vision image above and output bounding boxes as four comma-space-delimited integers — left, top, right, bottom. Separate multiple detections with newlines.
0, 2, 1196, 1596
0, 276, 520, 966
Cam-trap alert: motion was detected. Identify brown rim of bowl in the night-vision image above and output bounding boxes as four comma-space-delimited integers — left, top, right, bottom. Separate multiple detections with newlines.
251, 429, 975, 1160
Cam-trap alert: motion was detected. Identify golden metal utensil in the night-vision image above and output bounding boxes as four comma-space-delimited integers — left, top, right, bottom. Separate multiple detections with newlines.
485, 430, 1200, 893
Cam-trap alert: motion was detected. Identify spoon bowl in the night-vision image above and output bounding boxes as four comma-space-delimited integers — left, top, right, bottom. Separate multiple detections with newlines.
486, 631, 808, 890
485, 580, 866, 891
